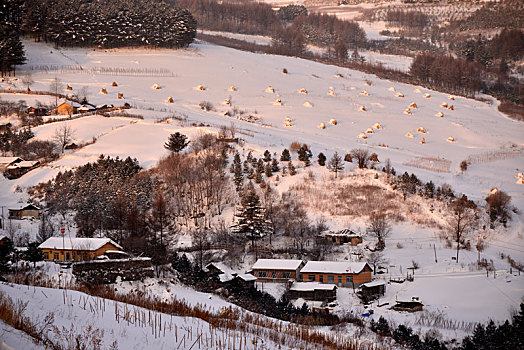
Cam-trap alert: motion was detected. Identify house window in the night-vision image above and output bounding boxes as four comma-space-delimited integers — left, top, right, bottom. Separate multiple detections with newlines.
53, 253, 59, 260
271, 272, 276, 279
346, 276, 353, 284
65, 252, 71, 261
308, 275, 315, 282
43, 252, 49, 260
338, 276, 342, 284
258, 271, 267, 278
282, 272, 291, 279
319, 275, 324, 283
327, 275, 334, 283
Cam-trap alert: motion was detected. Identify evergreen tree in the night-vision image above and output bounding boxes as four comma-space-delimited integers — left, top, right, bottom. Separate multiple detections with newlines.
327, 152, 344, 178
25, 242, 43, 268
164, 132, 190, 153
264, 163, 272, 177
297, 145, 312, 164
288, 161, 296, 175
271, 158, 280, 172
280, 148, 291, 161
263, 150, 272, 162
0, 237, 13, 274
317, 152, 326, 166
233, 153, 244, 191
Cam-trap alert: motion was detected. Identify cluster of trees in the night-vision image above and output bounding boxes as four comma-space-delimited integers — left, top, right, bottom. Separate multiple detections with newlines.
277, 5, 307, 22
24, 0, 196, 48
0, 238, 43, 275
459, 0, 524, 30
0, 125, 34, 156
0, 0, 26, 76
385, 10, 430, 28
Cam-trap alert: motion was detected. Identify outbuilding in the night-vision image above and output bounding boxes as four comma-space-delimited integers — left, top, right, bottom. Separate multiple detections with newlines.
289, 282, 337, 302
8, 204, 41, 220
251, 259, 304, 283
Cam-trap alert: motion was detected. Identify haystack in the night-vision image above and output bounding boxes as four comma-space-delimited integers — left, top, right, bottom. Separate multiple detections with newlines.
396, 92, 405, 98
303, 101, 313, 108
365, 81, 371, 86
358, 133, 368, 139
420, 138, 426, 144
405, 131, 414, 138
117, 93, 124, 99
298, 88, 308, 94
403, 108, 412, 115
99, 88, 108, 94
228, 86, 237, 92
388, 87, 396, 92
366, 128, 374, 134
327, 90, 336, 96
517, 172, 523, 179
517, 178, 524, 185
489, 187, 498, 194
152, 83, 161, 90
423, 93, 431, 98
329, 119, 338, 125
409, 102, 418, 108
447, 136, 455, 142
441, 102, 448, 108
284, 117, 293, 127
435, 111, 444, 118
350, 87, 356, 90
223, 98, 231, 106
166, 97, 174, 103
360, 90, 369, 96
447, 105, 454, 110
318, 122, 326, 129
359, 106, 367, 112
372, 123, 382, 129
417, 127, 426, 133
448, 95, 455, 100
112, 81, 118, 87
335, 73, 343, 78
195, 85, 206, 91
265, 86, 275, 93
414, 89, 421, 93
66, 84, 73, 91
272, 99, 283, 106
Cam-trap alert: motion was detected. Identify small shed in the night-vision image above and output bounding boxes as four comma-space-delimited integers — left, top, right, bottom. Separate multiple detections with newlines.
322, 229, 362, 246
289, 282, 337, 302
251, 259, 304, 283
26, 106, 48, 116
0, 157, 22, 173
8, 204, 41, 220
5, 160, 40, 178
392, 300, 423, 312
359, 280, 386, 302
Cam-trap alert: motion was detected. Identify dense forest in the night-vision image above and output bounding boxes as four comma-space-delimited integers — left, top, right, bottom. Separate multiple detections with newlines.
0, 0, 26, 76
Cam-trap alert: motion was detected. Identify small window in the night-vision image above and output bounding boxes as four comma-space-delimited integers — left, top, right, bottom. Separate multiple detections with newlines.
43, 252, 49, 260
259, 271, 267, 278
308, 275, 315, 282
272, 271, 276, 279
338, 276, 342, 284
346, 276, 353, 283
282, 272, 291, 279
53, 253, 59, 260
327, 275, 334, 283
319, 275, 324, 283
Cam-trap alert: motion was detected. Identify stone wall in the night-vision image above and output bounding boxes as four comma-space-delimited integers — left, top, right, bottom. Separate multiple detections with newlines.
72, 258, 154, 284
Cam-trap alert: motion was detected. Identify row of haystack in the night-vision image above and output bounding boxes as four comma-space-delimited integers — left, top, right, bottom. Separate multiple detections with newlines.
317, 119, 338, 129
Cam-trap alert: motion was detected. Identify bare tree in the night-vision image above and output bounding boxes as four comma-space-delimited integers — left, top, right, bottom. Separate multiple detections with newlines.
366, 212, 392, 250
53, 124, 76, 153
327, 152, 344, 178
49, 77, 64, 108
76, 86, 90, 104
21, 73, 34, 92
367, 250, 388, 274
447, 195, 478, 263
351, 148, 371, 169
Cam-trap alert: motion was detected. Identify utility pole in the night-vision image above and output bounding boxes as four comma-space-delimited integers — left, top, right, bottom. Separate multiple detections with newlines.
433, 244, 437, 263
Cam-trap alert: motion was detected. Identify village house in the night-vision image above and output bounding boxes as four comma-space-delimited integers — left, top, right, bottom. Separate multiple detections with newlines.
26, 106, 48, 116
0, 157, 22, 173
289, 282, 337, 302
299, 261, 372, 288
358, 280, 386, 302
0, 235, 11, 246
0, 123, 11, 134
5, 160, 40, 178
55, 101, 81, 115
251, 259, 304, 283
39, 237, 123, 262
322, 229, 363, 246
393, 300, 424, 312
8, 204, 41, 220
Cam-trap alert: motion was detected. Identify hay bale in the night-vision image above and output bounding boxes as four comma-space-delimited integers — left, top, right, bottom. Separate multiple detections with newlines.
222, 98, 231, 105
335, 73, 344, 78
359, 105, 367, 112
318, 122, 326, 129
435, 111, 444, 118
414, 89, 421, 93
228, 86, 237, 92
423, 93, 431, 98
358, 132, 368, 139
329, 119, 338, 125
265, 86, 275, 93
417, 127, 426, 133
166, 97, 174, 103
405, 131, 414, 138
403, 108, 412, 115
372, 123, 382, 129
112, 81, 118, 87
272, 99, 283, 106
396, 92, 405, 98
365, 81, 371, 86
284, 117, 293, 127
303, 101, 313, 108
517, 178, 524, 185
388, 87, 396, 92
99, 88, 108, 94
66, 84, 73, 91
366, 128, 374, 134
447, 136, 455, 142
350, 87, 356, 90
448, 95, 455, 100
152, 83, 161, 89
447, 105, 454, 110
420, 137, 426, 144
441, 102, 448, 108
516, 172, 523, 179
360, 90, 369, 96
117, 92, 124, 99
409, 102, 418, 108
298, 88, 308, 94
489, 187, 498, 194
327, 90, 336, 96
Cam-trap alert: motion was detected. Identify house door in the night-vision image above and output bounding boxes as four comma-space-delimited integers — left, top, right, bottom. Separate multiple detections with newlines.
65, 252, 71, 261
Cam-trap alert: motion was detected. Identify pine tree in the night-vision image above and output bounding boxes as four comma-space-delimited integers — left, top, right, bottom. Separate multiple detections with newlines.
263, 150, 272, 162
318, 152, 326, 166
288, 161, 296, 175
280, 148, 291, 161
164, 132, 190, 153
264, 163, 272, 177
271, 158, 280, 172
297, 145, 312, 164
327, 152, 344, 178
25, 242, 43, 268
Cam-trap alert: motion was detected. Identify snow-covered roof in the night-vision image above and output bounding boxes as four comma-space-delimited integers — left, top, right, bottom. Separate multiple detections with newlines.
361, 280, 386, 288
290, 282, 337, 291
58, 101, 82, 108
219, 272, 256, 283
300, 261, 370, 274
322, 229, 361, 237
39, 237, 122, 251
252, 259, 303, 270
0, 157, 22, 165
206, 262, 237, 275
7, 161, 39, 169
9, 204, 41, 211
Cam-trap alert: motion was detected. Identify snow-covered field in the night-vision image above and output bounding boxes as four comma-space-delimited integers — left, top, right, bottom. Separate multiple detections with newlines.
0, 37, 523, 341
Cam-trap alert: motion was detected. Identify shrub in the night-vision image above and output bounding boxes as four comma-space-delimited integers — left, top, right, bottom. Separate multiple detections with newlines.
199, 101, 214, 111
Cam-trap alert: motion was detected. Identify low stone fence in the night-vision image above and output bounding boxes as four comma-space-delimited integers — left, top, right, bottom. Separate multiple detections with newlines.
72, 258, 154, 284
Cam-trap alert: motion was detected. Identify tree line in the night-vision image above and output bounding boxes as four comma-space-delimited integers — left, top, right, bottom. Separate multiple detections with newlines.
0, 0, 26, 76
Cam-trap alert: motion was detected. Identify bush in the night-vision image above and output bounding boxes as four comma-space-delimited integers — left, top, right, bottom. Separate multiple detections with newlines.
199, 101, 214, 111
